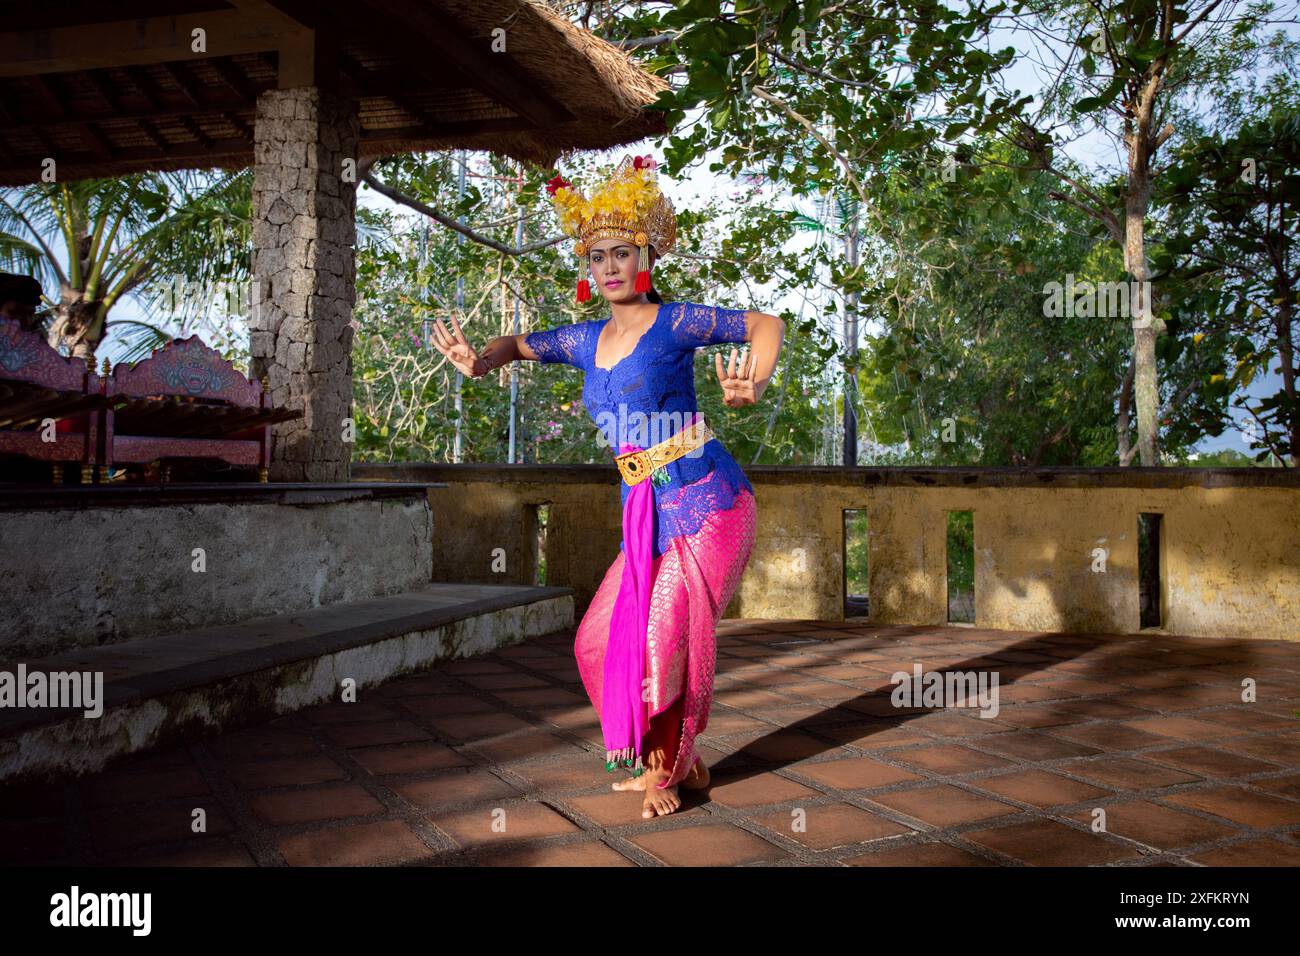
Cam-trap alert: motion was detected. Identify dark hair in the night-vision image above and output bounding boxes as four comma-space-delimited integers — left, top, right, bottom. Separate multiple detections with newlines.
0, 271, 42, 307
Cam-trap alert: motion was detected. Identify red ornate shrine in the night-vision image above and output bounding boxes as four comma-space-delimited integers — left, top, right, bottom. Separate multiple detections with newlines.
0, 317, 108, 482
101, 334, 302, 483
1, 320, 304, 484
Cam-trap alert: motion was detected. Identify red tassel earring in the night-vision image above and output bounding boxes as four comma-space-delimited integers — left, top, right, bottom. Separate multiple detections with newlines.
576, 250, 591, 303
634, 242, 651, 294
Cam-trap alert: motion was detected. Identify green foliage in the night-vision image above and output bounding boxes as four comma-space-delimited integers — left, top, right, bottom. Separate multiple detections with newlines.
4, 1, 1289, 474
351, 152, 837, 464
1173, 447, 1260, 466
844, 509, 869, 596
946, 509, 975, 621
0, 169, 252, 363
603, 0, 1295, 467
1155, 77, 1300, 463
855, 136, 1149, 464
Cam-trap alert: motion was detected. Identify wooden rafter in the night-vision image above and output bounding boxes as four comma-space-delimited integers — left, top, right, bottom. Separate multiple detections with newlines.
0, 7, 301, 77
156, 61, 207, 110
0, 65, 257, 133
207, 57, 256, 102
31, 74, 115, 161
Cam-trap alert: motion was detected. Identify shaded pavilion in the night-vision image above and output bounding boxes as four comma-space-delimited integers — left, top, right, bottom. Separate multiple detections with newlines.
0, 0, 668, 479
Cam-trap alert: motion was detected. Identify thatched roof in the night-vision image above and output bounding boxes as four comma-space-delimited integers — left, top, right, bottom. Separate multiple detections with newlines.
377, 0, 671, 167
0, 0, 670, 185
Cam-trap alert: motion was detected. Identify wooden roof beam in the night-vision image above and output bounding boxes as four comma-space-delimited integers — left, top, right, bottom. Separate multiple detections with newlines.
157, 61, 207, 110
156, 61, 256, 144
0, 7, 304, 77
124, 65, 208, 150
0, 65, 253, 134
361, 117, 542, 141
336, 51, 447, 132
208, 56, 256, 101
27, 73, 114, 162
85, 68, 168, 155
124, 66, 165, 112
231, 0, 344, 91
225, 113, 255, 143
24, 74, 66, 120
175, 114, 215, 150
0, 99, 243, 137
0, 134, 250, 181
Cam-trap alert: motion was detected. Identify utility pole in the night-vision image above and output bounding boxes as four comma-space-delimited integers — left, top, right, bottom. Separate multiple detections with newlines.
453, 150, 467, 463
843, 199, 860, 466
508, 161, 524, 464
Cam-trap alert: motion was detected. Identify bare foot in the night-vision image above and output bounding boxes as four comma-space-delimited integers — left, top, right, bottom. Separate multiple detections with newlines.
680, 756, 710, 791
611, 773, 646, 792
612, 756, 709, 793
639, 766, 681, 818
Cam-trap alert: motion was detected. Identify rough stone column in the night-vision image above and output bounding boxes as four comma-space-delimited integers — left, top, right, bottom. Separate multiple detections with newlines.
250, 87, 358, 482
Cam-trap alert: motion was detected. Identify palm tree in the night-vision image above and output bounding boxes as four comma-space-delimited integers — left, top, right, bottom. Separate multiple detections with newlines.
0, 169, 251, 363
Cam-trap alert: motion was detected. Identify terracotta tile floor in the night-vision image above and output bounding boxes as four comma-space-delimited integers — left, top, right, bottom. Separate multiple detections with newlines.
3, 621, 1299, 867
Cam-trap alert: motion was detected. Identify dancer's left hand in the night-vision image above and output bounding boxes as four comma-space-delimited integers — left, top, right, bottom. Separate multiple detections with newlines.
714, 346, 759, 408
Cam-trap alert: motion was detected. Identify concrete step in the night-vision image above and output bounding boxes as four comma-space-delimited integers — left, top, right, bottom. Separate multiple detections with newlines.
0, 582, 573, 784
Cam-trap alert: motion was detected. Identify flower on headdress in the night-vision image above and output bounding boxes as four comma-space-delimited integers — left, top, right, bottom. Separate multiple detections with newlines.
547, 154, 670, 250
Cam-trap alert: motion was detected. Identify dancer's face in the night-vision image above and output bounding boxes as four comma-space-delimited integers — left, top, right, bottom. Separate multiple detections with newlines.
589, 239, 656, 304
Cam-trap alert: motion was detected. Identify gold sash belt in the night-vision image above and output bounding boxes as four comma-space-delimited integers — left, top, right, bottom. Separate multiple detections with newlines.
614, 414, 714, 486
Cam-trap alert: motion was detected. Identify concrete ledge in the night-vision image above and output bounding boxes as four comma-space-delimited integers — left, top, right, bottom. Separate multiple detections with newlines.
0, 480, 447, 510
0, 582, 574, 784
353, 461, 1300, 490
0, 482, 440, 658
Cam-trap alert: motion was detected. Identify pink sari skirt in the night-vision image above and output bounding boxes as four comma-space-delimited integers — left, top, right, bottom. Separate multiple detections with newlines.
574, 488, 756, 789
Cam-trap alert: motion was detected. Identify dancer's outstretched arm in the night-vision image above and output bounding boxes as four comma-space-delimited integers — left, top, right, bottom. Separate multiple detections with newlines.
714, 311, 785, 408
429, 315, 546, 378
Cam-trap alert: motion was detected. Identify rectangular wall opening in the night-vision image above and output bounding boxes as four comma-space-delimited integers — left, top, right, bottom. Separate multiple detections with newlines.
1138, 511, 1163, 628
527, 502, 550, 586
947, 510, 975, 624
843, 509, 869, 618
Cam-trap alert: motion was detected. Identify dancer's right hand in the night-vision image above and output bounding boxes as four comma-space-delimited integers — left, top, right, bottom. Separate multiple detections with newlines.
430, 315, 488, 378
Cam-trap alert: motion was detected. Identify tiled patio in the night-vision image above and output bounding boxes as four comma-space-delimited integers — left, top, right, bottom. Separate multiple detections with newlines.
3, 621, 1299, 867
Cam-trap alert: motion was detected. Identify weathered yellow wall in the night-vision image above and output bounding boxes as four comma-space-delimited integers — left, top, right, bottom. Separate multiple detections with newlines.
356, 464, 1300, 642
422, 473, 624, 612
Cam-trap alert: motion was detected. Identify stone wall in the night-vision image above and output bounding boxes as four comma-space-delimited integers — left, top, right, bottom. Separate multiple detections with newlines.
0, 484, 434, 660
354, 463, 1300, 642
249, 87, 359, 483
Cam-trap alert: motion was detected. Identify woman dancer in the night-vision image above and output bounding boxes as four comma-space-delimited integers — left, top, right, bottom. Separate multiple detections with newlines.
431, 154, 785, 819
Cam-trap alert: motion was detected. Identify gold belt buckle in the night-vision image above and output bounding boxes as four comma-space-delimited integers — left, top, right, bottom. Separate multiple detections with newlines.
616, 449, 655, 485
615, 416, 711, 486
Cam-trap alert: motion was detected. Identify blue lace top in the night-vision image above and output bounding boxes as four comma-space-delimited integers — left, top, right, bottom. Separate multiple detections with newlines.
524, 301, 756, 558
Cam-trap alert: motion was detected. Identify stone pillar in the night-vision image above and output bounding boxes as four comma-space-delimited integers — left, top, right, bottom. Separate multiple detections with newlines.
250, 87, 358, 482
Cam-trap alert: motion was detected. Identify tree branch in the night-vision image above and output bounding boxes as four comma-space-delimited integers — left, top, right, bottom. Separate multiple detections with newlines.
362, 172, 566, 255
0, 195, 70, 287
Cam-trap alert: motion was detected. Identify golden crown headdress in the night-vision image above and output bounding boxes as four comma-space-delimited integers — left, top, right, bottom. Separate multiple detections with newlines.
546, 153, 677, 303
